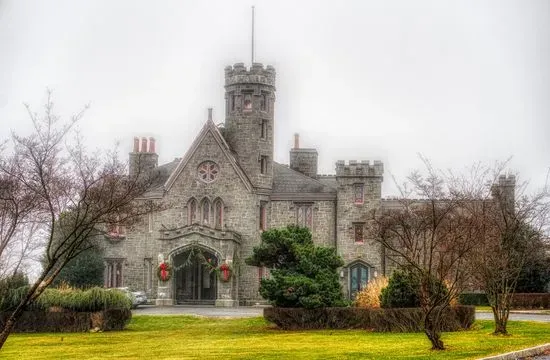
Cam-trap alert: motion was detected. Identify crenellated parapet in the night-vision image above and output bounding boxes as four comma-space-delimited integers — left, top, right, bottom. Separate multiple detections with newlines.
497, 174, 516, 187
224, 63, 276, 87
335, 160, 384, 177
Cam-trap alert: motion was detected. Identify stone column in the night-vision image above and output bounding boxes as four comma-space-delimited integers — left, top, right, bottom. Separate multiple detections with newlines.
215, 259, 237, 307
156, 279, 173, 306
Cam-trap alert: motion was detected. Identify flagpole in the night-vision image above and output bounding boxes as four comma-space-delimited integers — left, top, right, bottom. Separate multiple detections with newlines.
251, 6, 255, 65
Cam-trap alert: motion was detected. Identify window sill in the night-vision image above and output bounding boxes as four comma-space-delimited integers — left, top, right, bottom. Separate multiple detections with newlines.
105, 233, 126, 242
354, 241, 364, 244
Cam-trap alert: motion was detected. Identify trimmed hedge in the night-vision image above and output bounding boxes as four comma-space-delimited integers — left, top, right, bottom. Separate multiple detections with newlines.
263, 306, 475, 332
459, 293, 550, 309
0, 308, 131, 333
458, 293, 489, 306
511, 293, 550, 309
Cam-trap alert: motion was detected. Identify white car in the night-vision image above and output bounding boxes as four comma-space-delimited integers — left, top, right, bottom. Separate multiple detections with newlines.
115, 287, 148, 308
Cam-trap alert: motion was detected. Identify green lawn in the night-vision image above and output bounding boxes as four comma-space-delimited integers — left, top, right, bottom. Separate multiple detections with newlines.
2, 316, 549, 359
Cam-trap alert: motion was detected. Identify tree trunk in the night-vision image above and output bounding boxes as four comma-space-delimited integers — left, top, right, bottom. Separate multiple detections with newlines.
424, 309, 445, 350
424, 314, 445, 350
0, 299, 27, 349
491, 305, 509, 335
425, 327, 445, 350
0, 266, 61, 350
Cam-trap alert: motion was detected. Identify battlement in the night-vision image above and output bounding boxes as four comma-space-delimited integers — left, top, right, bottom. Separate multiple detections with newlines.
335, 160, 384, 177
497, 174, 516, 187
224, 63, 276, 87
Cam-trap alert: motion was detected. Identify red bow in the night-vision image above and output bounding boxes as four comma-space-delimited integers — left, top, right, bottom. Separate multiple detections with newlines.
219, 263, 230, 281
160, 262, 168, 281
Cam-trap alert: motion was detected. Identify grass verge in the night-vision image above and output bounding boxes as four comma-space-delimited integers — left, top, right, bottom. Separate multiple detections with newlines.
2, 316, 549, 359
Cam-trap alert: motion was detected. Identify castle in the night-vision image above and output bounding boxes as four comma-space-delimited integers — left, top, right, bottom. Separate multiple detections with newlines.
102, 63, 514, 306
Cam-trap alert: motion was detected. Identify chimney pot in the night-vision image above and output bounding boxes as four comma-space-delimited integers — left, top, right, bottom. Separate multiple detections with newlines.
294, 133, 300, 149
133, 137, 139, 152
141, 137, 148, 153
148, 137, 156, 153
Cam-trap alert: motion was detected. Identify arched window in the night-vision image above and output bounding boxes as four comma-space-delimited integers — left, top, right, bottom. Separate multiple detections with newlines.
188, 198, 198, 225
214, 199, 223, 229
201, 198, 210, 225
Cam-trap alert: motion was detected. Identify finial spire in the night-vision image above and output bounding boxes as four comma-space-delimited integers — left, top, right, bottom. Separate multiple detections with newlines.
251, 6, 255, 66
208, 107, 213, 122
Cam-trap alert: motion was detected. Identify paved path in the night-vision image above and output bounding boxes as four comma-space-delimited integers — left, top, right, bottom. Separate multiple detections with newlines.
132, 305, 264, 318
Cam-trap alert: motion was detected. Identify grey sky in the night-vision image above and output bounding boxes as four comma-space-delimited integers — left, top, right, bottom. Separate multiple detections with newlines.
1, 0, 549, 196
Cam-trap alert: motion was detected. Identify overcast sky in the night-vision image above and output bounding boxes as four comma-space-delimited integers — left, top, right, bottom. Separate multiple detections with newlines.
1, 0, 549, 196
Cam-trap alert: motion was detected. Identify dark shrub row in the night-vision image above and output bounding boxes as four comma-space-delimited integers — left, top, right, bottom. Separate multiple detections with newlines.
459, 293, 550, 309
263, 306, 475, 332
0, 286, 131, 312
0, 308, 131, 333
458, 293, 489, 306
511, 293, 550, 309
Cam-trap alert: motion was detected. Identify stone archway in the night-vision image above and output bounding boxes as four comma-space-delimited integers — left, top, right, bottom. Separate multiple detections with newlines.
172, 247, 219, 305
348, 261, 372, 300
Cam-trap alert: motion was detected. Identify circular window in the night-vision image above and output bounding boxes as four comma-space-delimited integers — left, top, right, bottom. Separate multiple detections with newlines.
198, 161, 220, 183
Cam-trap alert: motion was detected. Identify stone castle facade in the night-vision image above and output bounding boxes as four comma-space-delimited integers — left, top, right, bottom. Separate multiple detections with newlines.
102, 62, 499, 306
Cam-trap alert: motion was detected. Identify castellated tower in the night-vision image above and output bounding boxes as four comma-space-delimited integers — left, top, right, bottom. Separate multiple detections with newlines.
224, 63, 276, 192
335, 160, 384, 293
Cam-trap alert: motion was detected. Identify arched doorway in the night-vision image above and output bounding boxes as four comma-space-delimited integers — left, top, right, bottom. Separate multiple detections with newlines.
173, 248, 218, 305
349, 262, 370, 299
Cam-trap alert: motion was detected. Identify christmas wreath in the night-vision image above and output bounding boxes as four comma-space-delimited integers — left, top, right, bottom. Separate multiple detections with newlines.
204, 258, 233, 282
218, 262, 232, 282
157, 261, 172, 282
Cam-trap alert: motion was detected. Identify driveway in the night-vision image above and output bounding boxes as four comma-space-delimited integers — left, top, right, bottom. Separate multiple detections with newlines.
475, 311, 550, 323
133, 306, 550, 322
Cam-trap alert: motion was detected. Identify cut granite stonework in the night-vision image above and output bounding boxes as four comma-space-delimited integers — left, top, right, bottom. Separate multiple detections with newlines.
102, 63, 481, 306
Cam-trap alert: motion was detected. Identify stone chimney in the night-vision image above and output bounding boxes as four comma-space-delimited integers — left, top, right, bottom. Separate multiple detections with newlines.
289, 133, 318, 178
129, 136, 159, 179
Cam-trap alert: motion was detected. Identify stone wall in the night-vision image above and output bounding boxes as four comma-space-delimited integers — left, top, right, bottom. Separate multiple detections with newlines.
270, 200, 336, 247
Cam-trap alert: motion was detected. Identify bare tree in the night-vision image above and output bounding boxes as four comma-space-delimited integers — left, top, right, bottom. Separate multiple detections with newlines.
450, 163, 550, 335
0, 151, 39, 275
370, 159, 477, 350
0, 91, 162, 349
0, 222, 44, 280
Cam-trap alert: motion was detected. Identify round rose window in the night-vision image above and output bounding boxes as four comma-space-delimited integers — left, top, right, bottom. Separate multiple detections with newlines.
197, 161, 219, 183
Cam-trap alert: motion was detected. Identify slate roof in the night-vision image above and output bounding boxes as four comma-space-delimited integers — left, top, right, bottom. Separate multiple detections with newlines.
272, 162, 336, 201
140, 158, 180, 198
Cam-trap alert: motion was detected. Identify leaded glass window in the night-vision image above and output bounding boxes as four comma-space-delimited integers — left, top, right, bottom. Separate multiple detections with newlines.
354, 183, 364, 204
243, 94, 252, 110
214, 199, 223, 229
201, 199, 210, 225
296, 204, 313, 229
354, 223, 364, 242
198, 161, 219, 183
188, 199, 198, 225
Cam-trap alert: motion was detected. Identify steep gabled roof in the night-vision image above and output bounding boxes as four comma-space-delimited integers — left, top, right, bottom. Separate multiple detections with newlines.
272, 162, 337, 201
164, 119, 253, 192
